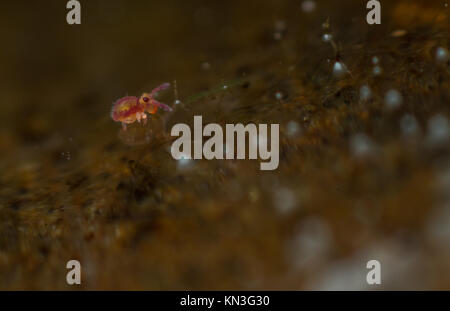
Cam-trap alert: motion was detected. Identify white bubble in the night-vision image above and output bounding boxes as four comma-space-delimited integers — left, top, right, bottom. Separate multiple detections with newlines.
174, 99, 182, 105
222, 85, 228, 90
301, 0, 316, 13
286, 120, 301, 137
426, 114, 450, 146
333, 61, 347, 78
350, 133, 374, 157
373, 66, 382, 75
385, 89, 403, 109
436, 47, 449, 63
273, 187, 297, 214
359, 85, 372, 101
176, 152, 193, 169
322, 33, 333, 42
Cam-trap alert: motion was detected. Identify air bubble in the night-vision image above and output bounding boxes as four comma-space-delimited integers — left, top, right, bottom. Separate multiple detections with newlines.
286, 120, 301, 137
373, 66, 382, 75
436, 47, 449, 63
273, 187, 297, 214
176, 152, 193, 170
350, 133, 375, 157
385, 89, 403, 109
322, 33, 333, 42
359, 85, 372, 101
333, 61, 347, 78
426, 114, 450, 146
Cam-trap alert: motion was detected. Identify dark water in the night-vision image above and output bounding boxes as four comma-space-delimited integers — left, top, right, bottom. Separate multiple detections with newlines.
0, 0, 449, 289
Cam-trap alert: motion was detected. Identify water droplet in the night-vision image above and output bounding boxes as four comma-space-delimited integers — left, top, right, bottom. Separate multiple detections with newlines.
273, 187, 297, 214
426, 114, 450, 146
286, 120, 301, 137
350, 133, 374, 157
175, 152, 193, 170
359, 85, 372, 101
333, 61, 347, 77
322, 33, 333, 42
436, 47, 449, 63
373, 66, 382, 75
385, 89, 403, 109
371, 56, 379, 65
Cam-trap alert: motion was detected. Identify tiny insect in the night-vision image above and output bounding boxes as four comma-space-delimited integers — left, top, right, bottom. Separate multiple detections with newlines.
111, 83, 173, 130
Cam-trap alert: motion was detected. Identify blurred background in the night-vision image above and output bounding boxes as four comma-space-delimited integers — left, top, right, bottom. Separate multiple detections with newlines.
0, 0, 449, 289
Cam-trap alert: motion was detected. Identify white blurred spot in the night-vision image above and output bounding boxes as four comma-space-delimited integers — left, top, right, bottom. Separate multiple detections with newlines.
371, 56, 379, 65
333, 61, 347, 78
275, 92, 283, 100
301, 0, 316, 13
373, 66, 382, 75
273, 187, 297, 214
322, 33, 333, 42
385, 89, 403, 109
286, 120, 301, 137
350, 133, 375, 157
426, 114, 450, 146
359, 85, 372, 101
436, 47, 449, 63
176, 152, 193, 170
286, 217, 332, 271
